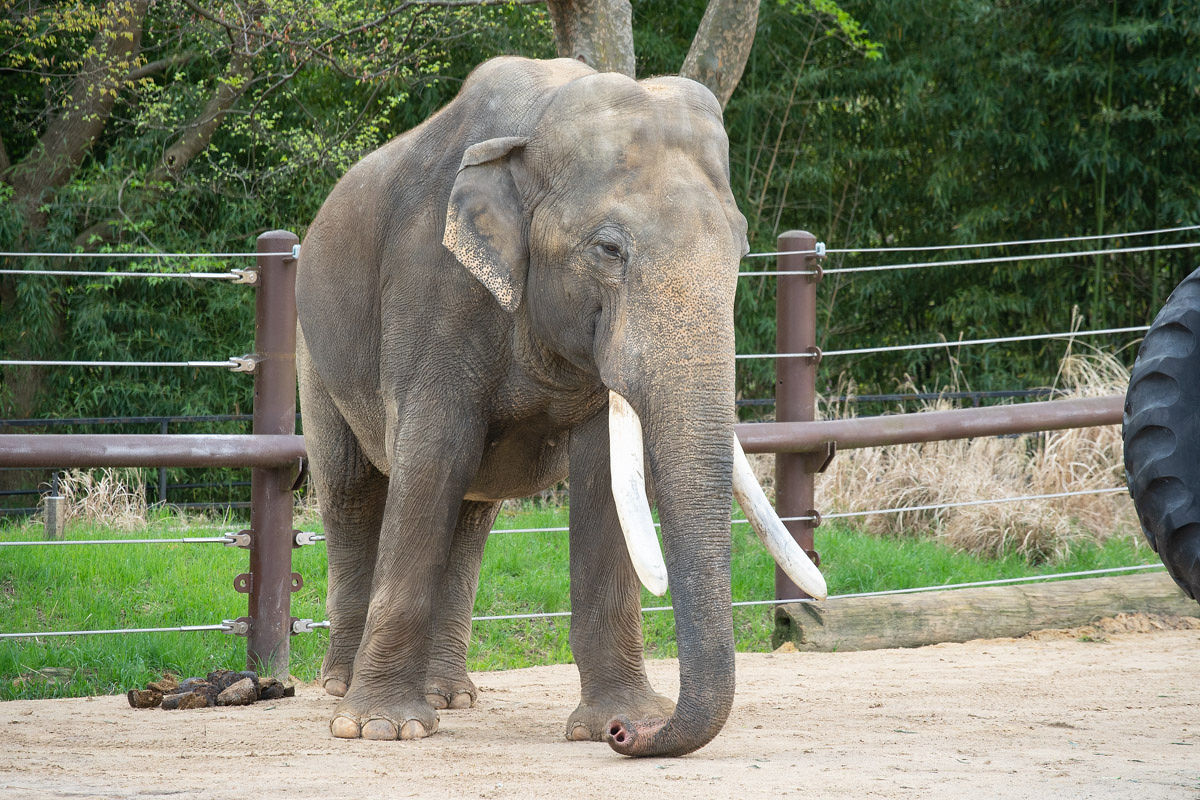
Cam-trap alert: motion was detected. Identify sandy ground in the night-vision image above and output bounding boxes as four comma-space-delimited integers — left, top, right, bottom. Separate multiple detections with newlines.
1, 621, 1198, 800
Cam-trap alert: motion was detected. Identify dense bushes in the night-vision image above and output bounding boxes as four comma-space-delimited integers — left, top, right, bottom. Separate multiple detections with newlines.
3, 0, 1196, 422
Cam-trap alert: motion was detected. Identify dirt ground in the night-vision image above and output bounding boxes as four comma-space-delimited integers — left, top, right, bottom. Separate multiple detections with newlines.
2, 617, 1198, 800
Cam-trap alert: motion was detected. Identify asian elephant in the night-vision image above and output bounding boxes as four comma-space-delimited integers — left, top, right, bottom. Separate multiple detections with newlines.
295, 55, 825, 758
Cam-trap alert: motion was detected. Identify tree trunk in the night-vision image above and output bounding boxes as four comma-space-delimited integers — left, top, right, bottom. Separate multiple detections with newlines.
680, 0, 760, 109
545, 0, 635, 76
0, 0, 148, 435
7, 0, 150, 236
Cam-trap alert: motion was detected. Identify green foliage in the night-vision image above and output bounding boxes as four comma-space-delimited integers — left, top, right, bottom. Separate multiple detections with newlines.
0, 0, 553, 443
728, 0, 1200, 400
2, 0, 1196, 429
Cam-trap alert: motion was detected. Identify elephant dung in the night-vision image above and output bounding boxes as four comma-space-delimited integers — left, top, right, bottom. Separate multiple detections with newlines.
126, 688, 162, 709
216, 678, 258, 706
161, 690, 214, 710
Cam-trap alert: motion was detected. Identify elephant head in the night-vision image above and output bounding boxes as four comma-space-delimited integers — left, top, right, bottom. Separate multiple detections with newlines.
443, 70, 823, 756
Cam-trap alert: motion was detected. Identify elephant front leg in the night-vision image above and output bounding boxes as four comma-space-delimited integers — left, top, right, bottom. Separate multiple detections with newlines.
329, 424, 484, 741
423, 499, 500, 710
564, 409, 675, 742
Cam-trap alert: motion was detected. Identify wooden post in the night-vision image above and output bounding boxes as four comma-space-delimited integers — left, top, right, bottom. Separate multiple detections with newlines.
246, 230, 300, 680
774, 230, 823, 603
43, 477, 65, 540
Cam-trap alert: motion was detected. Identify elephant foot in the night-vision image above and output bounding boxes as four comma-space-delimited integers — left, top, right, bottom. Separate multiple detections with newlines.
329, 692, 440, 741
565, 691, 676, 742
424, 672, 478, 710
319, 663, 353, 697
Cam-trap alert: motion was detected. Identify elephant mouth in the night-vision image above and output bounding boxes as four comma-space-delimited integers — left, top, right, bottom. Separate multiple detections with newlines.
607, 390, 827, 600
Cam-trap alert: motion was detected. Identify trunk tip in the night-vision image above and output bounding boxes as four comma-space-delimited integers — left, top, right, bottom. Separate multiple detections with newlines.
604, 715, 669, 757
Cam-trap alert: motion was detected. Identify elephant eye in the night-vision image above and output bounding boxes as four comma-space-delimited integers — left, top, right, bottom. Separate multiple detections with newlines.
589, 225, 630, 270
592, 239, 626, 264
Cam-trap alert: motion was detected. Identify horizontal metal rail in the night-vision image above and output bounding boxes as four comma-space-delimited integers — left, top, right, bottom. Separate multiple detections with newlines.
0, 535, 242, 547
0, 250, 292, 259
0, 412, 265, 427
0, 396, 1120, 474
0, 269, 245, 280
0, 359, 244, 368
0, 434, 306, 468
0, 622, 235, 639
742, 224, 1200, 259
736, 325, 1148, 360
735, 394, 1122, 454
471, 564, 1167, 622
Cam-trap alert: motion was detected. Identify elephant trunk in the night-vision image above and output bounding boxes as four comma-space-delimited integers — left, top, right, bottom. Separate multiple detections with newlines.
607, 364, 737, 757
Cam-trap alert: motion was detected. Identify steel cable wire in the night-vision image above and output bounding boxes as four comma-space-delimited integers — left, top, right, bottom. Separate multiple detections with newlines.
742, 223, 1200, 260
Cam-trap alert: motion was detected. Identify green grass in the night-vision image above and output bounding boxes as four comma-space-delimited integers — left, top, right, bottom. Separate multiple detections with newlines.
0, 506, 1156, 700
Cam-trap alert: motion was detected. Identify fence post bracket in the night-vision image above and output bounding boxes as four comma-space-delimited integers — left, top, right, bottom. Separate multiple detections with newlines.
222, 617, 251, 636
806, 442, 836, 474
222, 530, 252, 548
228, 354, 261, 373
293, 530, 323, 547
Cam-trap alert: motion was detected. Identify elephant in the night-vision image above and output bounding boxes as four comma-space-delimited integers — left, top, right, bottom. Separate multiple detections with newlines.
295, 55, 825, 758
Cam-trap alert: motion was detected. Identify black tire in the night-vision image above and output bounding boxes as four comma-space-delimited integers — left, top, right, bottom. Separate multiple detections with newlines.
1124, 265, 1200, 602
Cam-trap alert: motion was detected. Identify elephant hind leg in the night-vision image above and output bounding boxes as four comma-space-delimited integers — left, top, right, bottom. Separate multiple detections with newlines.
424, 499, 500, 710
299, 359, 388, 698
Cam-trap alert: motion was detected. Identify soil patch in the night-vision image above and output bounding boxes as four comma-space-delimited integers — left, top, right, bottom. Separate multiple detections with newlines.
1, 623, 1197, 799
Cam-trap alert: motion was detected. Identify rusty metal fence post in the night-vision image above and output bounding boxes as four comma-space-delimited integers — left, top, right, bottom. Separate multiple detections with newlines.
774, 230, 826, 602
245, 230, 300, 679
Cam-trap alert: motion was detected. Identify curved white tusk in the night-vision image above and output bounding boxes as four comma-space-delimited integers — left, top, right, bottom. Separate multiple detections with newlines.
608, 391, 670, 596
731, 437, 828, 600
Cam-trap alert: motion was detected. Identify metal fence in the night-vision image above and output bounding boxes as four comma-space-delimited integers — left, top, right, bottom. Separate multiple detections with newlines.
2, 224, 1187, 674
0, 232, 304, 678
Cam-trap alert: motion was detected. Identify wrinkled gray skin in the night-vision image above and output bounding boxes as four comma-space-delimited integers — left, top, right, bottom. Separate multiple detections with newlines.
296, 56, 748, 757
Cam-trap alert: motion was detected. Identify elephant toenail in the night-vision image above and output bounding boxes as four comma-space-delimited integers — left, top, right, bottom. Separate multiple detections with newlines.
425, 692, 449, 710
448, 692, 473, 709
324, 678, 349, 697
398, 719, 428, 740
330, 715, 362, 739
362, 718, 400, 740
567, 723, 592, 741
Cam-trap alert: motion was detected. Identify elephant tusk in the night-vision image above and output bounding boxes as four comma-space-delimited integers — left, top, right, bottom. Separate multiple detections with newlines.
608, 391, 670, 597
731, 437, 828, 601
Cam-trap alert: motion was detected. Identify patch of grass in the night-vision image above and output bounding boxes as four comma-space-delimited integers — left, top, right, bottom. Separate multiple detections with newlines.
0, 513, 330, 701
0, 506, 1157, 701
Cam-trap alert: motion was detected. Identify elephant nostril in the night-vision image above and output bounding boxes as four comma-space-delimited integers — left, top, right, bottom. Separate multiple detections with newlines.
609, 723, 627, 743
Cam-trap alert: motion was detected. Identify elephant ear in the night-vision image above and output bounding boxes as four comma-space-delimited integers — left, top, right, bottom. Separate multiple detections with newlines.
444, 136, 530, 313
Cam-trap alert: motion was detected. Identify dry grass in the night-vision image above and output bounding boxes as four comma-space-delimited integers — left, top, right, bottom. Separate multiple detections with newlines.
52, 468, 150, 531
39, 468, 250, 532
813, 351, 1139, 562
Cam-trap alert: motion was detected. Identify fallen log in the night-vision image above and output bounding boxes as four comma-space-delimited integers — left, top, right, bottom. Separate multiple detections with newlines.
772, 571, 1200, 652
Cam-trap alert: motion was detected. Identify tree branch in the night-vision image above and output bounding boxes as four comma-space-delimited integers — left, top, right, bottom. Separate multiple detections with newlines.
152, 58, 254, 182
128, 52, 197, 82
680, 0, 760, 108
9, 0, 150, 236
545, 0, 634, 76
76, 13, 258, 248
